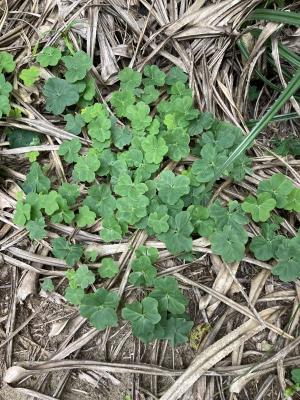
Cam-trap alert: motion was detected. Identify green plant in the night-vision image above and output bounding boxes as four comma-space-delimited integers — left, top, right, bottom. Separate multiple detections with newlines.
9, 48, 300, 346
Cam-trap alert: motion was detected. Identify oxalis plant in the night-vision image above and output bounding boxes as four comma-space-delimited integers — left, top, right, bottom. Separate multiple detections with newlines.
3, 45, 300, 346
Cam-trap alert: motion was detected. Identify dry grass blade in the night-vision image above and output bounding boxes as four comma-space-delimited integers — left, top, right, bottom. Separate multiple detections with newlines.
160, 307, 281, 400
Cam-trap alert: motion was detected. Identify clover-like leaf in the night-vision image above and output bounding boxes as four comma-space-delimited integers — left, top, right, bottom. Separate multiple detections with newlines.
62, 51, 92, 82
65, 287, 85, 305
58, 183, 80, 206
52, 237, 83, 267
165, 66, 188, 85
67, 265, 95, 289
135, 246, 159, 263
122, 297, 161, 343
141, 135, 168, 164
76, 205, 96, 228
143, 65, 166, 86
19, 66, 40, 87
159, 211, 193, 254
64, 114, 85, 135
0, 74, 12, 96
129, 255, 157, 287
100, 215, 124, 242
36, 46, 62, 67
125, 101, 152, 131
114, 174, 147, 197
111, 123, 132, 149
272, 236, 300, 282
250, 223, 285, 261
0, 95, 10, 118
39, 190, 60, 215
116, 193, 149, 225
157, 170, 190, 206
50, 195, 75, 224
98, 258, 119, 278
0, 51, 15, 73
210, 225, 247, 263
27, 217, 46, 240
163, 127, 190, 162
80, 288, 120, 330
164, 317, 193, 347
241, 193, 276, 222
73, 151, 100, 183
119, 67, 142, 90
191, 144, 227, 183
147, 207, 169, 234
284, 188, 300, 212
150, 276, 188, 315
22, 162, 50, 194
84, 184, 116, 218
13, 201, 31, 226
110, 90, 135, 117
140, 85, 160, 104
58, 138, 81, 163
258, 173, 294, 208
43, 78, 79, 115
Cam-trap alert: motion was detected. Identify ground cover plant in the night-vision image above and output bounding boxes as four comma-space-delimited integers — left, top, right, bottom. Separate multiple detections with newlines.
1, 1, 300, 399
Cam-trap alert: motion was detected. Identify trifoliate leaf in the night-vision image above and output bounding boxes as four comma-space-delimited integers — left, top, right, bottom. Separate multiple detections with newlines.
110, 90, 135, 117
62, 51, 92, 82
22, 162, 50, 194
157, 170, 190, 206
39, 190, 60, 215
84, 184, 116, 218
114, 174, 147, 197
7, 128, 40, 148
73, 151, 100, 183
13, 201, 31, 226
188, 112, 214, 135
272, 236, 300, 281
50, 196, 75, 224
150, 276, 188, 314
27, 217, 46, 240
135, 246, 159, 263
65, 287, 85, 305
64, 114, 85, 135
100, 215, 124, 242
58, 138, 81, 163
141, 135, 168, 164
163, 128, 190, 161
140, 85, 160, 104
87, 114, 111, 142
80, 288, 120, 330
164, 317, 193, 347
118, 148, 143, 168
81, 103, 104, 122
0, 51, 15, 73
143, 65, 166, 86
168, 81, 192, 98
58, 183, 80, 206
125, 101, 152, 131
250, 226, 285, 262
210, 225, 247, 263
52, 237, 83, 267
165, 66, 188, 85
122, 297, 161, 343
119, 67, 142, 90
68, 265, 95, 289
41, 278, 55, 293
191, 144, 227, 183
0, 74, 12, 96
159, 211, 193, 254
116, 193, 149, 225
0, 95, 10, 118
284, 188, 300, 212
129, 255, 157, 287
258, 173, 294, 208
76, 205, 96, 228
43, 78, 79, 115
98, 258, 119, 278
111, 123, 132, 149
147, 207, 169, 234
241, 193, 276, 222
19, 66, 40, 87
36, 47, 62, 67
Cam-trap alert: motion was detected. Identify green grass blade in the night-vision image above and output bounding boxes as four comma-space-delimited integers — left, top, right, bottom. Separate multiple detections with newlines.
247, 112, 300, 128
247, 9, 300, 27
278, 43, 300, 68
216, 68, 300, 176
